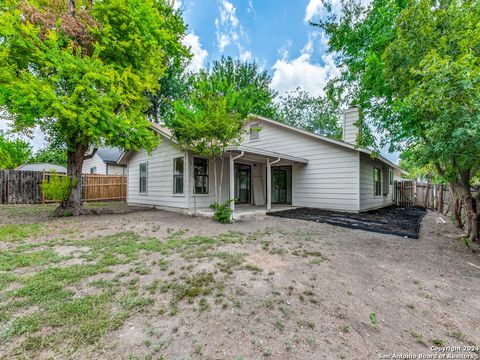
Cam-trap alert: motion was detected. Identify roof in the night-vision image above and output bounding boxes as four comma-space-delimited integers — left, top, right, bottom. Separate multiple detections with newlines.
226, 145, 309, 164
251, 115, 403, 172
95, 147, 124, 164
16, 163, 67, 173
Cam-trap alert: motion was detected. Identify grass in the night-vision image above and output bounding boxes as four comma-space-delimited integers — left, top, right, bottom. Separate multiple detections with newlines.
0, 223, 46, 242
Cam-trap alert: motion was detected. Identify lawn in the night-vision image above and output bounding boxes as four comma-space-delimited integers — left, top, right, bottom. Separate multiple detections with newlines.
0, 203, 479, 359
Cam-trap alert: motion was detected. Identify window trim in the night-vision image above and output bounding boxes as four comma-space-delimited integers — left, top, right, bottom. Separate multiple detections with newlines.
373, 167, 382, 197
193, 156, 209, 195
249, 122, 260, 141
139, 162, 148, 194
389, 169, 394, 186
173, 156, 185, 195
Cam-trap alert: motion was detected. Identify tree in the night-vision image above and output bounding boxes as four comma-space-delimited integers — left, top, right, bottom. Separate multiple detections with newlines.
319, 0, 480, 241
207, 57, 278, 119
30, 145, 67, 166
0, 133, 32, 169
167, 70, 248, 215
276, 88, 342, 139
0, 0, 189, 215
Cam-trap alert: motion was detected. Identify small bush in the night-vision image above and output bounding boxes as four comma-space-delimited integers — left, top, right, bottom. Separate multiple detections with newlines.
210, 200, 233, 223
41, 171, 77, 206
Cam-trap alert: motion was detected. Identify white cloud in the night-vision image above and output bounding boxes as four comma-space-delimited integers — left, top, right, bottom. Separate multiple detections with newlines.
239, 49, 252, 62
271, 49, 340, 98
247, 0, 255, 14
182, 32, 208, 72
304, 0, 372, 22
215, 0, 252, 61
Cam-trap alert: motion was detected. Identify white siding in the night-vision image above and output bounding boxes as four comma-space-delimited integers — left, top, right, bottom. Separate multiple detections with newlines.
127, 136, 188, 209
359, 153, 395, 211
242, 119, 360, 211
82, 154, 106, 174
106, 164, 127, 175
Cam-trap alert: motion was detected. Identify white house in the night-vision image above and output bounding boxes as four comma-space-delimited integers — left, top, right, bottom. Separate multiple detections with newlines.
118, 107, 403, 216
82, 148, 126, 175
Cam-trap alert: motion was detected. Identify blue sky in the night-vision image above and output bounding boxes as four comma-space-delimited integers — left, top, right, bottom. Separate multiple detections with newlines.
180, 0, 340, 97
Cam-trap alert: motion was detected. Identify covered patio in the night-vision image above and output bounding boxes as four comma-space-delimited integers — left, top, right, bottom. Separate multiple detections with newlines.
224, 145, 308, 219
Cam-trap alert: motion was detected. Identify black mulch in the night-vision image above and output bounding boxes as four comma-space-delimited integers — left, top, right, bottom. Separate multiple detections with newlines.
267, 206, 427, 239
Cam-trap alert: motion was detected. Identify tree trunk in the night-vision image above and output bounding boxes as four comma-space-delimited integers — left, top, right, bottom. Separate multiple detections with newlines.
55, 144, 86, 216
218, 153, 225, 203
424, 180, 430, 208
213, 158, 218, 203
449, 183, 463, 228
458, 182, 479, 242
68, 0, 76, 16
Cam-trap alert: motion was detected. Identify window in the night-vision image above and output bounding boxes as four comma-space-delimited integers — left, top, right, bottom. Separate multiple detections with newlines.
389, 169, 394, 186
194, 157, 209, 194
139, 163, 147, 194
173, 157, 184, 194
250, 123, 260, 141
90, 167, 97, 174
374, 168, 382, 196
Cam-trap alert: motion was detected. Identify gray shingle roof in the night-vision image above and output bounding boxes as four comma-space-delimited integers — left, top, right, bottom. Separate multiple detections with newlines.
96, 147, 123, 164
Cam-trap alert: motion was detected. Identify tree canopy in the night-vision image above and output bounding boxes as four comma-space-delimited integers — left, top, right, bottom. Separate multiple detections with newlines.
0, 0, 189, 214
0, 133, 32, 169
320, 0, 480, 241
276, 88, 342, 140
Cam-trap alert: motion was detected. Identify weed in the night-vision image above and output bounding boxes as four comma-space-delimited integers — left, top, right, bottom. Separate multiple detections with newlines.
284, 338, 293, 351
431, 338, 444, 346
0, 223, 45, 242
369, 312, 377, 328
263, 347, 272, 357
198, 298, 209, 312
275, 320, 285, 332
342, 325, 350, 333
410, 332, 427, 346
448, 330, 465, 341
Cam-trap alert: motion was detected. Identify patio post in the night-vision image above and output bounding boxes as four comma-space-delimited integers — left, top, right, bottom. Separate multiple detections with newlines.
229, 151, 244, 220
229, 153, 235, 215
267, 157, 281, 212
266, 158, 271, 212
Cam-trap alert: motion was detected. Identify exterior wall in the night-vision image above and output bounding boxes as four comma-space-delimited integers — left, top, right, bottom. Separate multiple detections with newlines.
243, 119, 360, 211
127, 136, 188, 209
359, 153, 396, 211
82, 154, 106, 174
106, 164, 127, 175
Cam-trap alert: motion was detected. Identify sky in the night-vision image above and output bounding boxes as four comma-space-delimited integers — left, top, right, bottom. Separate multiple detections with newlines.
1, 0, 398, 163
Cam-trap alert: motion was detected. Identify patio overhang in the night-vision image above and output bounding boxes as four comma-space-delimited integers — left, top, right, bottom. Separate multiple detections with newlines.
225, 145, 309, 164
225, 146, 307, 219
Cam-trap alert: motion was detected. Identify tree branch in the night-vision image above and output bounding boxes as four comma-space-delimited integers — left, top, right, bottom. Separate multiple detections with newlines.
84, 148, 97, 160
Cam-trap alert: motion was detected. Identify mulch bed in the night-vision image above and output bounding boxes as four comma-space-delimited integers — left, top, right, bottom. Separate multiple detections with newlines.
267, 206, 427, 239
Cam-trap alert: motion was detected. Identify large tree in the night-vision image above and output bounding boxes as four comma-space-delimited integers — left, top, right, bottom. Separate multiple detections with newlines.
276, 88, 342, 140
319, 0, 480, 241
0, 0, 188, 215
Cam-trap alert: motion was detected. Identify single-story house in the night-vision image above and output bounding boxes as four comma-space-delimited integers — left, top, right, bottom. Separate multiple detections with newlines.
16, 163, 67, 173
82, 147, 126, 175
118, 107, 403, 216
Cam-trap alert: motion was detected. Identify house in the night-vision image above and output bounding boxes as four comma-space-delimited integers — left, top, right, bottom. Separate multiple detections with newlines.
16, 163, 67, 173
82, 147, 126, 175
118, 107, 403, 216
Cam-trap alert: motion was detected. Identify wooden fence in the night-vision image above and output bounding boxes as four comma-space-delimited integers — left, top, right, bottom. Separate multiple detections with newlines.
394, 180, 451, 213
0, 170, 127, 204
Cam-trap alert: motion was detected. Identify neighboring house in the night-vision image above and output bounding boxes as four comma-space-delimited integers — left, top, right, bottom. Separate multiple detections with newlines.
119, 107, 403, 216
82, 148, 126, 175
16, 163, 67, 173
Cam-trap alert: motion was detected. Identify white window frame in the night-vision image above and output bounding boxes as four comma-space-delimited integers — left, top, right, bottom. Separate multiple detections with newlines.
373, 167, 382, 196
173, 156, 185, 195
193, 157, 209, 195
249, 122, 260, 141
139, 162, 148, 194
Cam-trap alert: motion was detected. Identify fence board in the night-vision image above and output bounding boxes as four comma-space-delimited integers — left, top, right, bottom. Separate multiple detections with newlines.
0, 170, 127, 204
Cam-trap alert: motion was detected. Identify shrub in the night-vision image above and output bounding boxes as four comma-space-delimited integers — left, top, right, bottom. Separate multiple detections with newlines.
41, 171, 77, 207
209, 200, 233, 223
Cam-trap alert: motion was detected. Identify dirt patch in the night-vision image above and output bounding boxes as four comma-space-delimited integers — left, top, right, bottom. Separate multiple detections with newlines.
1, 206, 479, 360
268, 206, 427, 238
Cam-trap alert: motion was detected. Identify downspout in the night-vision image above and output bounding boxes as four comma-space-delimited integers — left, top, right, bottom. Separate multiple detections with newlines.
229, 151, 245, 220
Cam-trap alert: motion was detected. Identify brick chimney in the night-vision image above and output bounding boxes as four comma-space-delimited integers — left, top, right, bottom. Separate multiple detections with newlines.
342, 106, 360, 144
